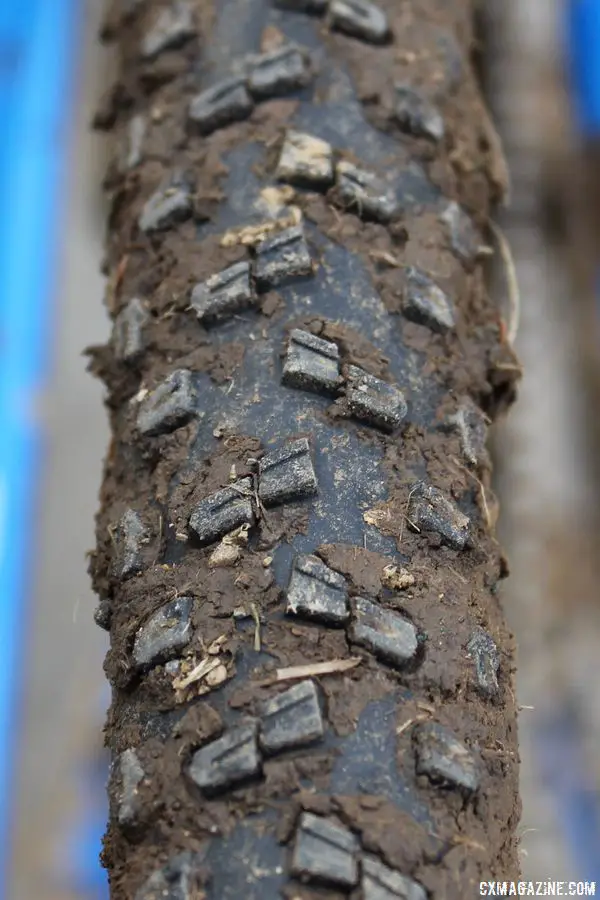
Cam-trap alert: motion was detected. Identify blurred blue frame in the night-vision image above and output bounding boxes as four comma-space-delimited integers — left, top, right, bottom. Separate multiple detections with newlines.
0, 2, 80, 897
566, 0, 600, 137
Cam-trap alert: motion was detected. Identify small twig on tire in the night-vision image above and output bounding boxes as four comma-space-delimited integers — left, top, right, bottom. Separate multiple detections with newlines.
451, 456, 492, 530
450, 835, 488, 854
368, 249, 405, 268
249, 602, 261, 652
489, 220, 520, 345
395, 712, 430, 737
259, 657, 362, 685
517, 828, 539, 849
493, 362, 523, 372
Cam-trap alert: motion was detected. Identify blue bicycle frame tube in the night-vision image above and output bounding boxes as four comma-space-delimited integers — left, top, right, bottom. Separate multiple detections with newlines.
0, 3, 79, 896
566, 0, 600, 137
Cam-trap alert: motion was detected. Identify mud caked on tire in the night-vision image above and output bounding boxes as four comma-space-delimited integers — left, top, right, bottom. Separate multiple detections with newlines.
90, 0, 522, 897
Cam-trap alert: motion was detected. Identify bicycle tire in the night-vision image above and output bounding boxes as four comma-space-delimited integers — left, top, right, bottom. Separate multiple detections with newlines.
90, 1, 522, 897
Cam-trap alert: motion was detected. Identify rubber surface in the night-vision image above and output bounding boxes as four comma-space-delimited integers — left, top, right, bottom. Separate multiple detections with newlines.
91, 1, 522, 897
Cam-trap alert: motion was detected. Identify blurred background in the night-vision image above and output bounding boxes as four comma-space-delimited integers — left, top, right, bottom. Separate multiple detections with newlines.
3, 0, 600, 897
